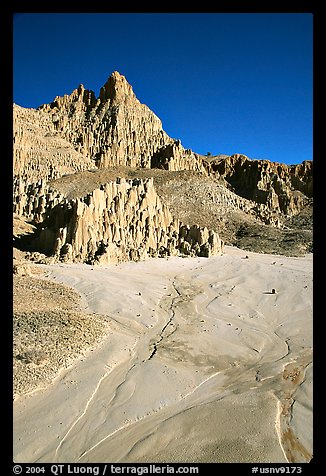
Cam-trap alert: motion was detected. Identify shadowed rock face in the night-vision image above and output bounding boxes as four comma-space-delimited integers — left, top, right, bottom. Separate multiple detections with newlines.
209, 154, 312, 216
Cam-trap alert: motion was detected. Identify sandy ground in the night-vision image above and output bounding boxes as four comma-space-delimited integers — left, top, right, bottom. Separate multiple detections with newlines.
13, 246, 313, 463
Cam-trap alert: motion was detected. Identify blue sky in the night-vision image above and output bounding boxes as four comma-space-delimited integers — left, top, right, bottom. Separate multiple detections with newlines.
13, 13, 313, 165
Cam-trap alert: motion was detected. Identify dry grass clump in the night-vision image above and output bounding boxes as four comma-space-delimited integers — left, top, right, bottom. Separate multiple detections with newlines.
13, 274, 110, 399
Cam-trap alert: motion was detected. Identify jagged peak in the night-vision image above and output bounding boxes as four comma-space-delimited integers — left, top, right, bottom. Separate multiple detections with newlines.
37, 82, 97, 112
99, 71, 135, 103
37, 71, 136, 111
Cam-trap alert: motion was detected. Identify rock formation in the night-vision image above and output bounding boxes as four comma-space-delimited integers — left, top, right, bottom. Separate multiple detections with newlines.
151, 140, 207, 174
31, 177, 223, 264
210, 154, 312, 216
36, 71, 206, 173
13, 176, 65, 223
13, 71, 312, 261
14, 71, 208, 183
13, 105, 95, 183
13, 71, 224, 264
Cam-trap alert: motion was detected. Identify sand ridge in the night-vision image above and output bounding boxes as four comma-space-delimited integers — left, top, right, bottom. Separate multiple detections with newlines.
13, 246, 312, 463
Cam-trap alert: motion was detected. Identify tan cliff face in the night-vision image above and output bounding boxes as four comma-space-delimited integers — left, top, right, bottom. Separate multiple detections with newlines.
14, 71, 207, 180
37, 71, 180, 170
13, 104, 96, 183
